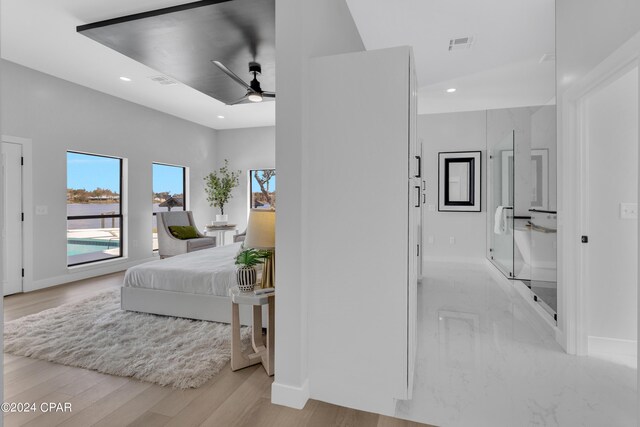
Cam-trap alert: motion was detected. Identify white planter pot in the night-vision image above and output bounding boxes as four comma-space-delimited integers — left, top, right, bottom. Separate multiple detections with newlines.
216, 214, 228, 223
236, 266, 257, 292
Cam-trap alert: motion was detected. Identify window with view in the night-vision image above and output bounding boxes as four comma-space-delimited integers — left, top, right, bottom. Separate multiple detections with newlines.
152, 163, 186, 251
249, 169, 276, 210
67, 152, 123, 266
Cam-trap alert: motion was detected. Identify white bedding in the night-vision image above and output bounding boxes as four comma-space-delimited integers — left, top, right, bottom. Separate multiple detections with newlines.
123, 243, 241, 296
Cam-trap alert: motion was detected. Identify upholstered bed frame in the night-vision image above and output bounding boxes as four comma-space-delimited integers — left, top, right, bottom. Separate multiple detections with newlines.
121, 286, 266, 326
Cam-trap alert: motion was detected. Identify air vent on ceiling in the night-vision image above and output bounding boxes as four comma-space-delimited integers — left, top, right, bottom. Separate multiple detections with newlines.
148, 75, 178, 86
449, 36, 474, 52
539, 53, 556, 63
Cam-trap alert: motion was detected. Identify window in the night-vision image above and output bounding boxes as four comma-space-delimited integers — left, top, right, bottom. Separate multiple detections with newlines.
67, 152, 123, 266
152, 163, 186, 251
249, 169, 276, 210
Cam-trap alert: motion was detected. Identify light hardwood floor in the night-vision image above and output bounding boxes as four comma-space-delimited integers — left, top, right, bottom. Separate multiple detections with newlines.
3, 273, 432, 427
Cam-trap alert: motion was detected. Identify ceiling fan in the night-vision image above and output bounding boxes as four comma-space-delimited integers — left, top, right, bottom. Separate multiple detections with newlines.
211, 61, 275, 105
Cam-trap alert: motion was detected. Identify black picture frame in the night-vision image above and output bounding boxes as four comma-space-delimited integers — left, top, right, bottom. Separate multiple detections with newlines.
438, 151, 482, 212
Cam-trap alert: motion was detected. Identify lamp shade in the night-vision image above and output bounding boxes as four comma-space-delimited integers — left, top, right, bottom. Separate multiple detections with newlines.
244, 209, 275, 249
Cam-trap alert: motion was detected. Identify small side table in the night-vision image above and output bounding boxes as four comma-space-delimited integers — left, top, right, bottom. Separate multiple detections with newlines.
204, 224, 237, 246
229, 287, 275, 376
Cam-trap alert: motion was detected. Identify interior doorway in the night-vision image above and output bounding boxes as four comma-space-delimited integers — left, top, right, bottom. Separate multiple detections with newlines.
1, 141, 23, 296
581, 64, 638, 367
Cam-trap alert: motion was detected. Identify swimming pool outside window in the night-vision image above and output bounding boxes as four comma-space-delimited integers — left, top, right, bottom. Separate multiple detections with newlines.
67, 151, 123, 266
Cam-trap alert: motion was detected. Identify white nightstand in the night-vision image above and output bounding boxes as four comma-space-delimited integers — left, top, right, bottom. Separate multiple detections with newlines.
204, 224, 237, 246
229, 287, 275, 376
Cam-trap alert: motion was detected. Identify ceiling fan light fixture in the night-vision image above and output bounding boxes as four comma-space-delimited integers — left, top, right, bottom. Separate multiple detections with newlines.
248, 92, 263, 102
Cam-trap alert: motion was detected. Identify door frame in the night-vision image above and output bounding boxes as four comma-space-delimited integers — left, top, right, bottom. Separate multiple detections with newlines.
560, 31, 640, 357
1, 135, 33, 293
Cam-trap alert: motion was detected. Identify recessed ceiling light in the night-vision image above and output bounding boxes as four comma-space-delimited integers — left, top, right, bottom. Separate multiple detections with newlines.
446, 88, 456, 93
119, 76, 132, 82
217, 115, 225, 119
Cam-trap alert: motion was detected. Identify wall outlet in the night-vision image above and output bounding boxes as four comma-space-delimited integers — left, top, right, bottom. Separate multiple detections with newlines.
449, 236, 455, 244
428, 235, 434, 244
35, 205, 48, 215
620, 202, 638, 219
132, 240, 139, 248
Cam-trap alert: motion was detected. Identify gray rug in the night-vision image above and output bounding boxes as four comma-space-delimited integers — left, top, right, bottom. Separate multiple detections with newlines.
4, 289, 248, 389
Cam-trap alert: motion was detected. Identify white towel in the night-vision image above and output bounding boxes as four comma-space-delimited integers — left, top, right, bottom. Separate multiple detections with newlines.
494, 206, 511, 235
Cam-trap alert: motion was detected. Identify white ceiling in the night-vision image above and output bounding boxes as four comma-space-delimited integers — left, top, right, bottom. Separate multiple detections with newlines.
0, 0, 275, 130
2, 0, 555, 130
346, 0, 556, 114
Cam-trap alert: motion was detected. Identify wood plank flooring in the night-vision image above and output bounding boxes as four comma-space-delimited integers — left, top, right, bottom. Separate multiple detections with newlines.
3, 273, 432, 427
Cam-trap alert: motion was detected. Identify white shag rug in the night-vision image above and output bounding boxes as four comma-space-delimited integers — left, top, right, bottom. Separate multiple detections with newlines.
4, 288, 249, 389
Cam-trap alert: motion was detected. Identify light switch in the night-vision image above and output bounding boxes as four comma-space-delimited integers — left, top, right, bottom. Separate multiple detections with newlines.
428, 205, 435, 212
620, 202, 638, 219
449, 236, 455, 244
428, 235, 435, 244
35, 205, 48, 215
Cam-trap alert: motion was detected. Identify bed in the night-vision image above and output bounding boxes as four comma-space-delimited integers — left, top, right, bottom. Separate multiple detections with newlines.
121, 242, 265, 325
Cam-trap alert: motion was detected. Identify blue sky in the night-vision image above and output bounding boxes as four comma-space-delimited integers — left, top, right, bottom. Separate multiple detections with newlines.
67, 153, 184, 194
153, 163, 184, 194
68, 153, 273, 195
67, 152, 120, 192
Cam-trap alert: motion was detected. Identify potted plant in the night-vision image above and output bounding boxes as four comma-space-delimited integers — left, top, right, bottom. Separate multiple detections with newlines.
235, 248, 270, 292
204, 159, 241, 223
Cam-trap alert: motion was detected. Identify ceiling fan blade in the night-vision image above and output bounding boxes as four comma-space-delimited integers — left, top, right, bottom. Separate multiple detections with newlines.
262, 92, 276, 98
219, 9, 259, 59
211, 61, 251, 90
228, 96, 248, 105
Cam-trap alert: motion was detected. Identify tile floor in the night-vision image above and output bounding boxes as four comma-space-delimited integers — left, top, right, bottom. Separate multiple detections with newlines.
395, 262, 637, 427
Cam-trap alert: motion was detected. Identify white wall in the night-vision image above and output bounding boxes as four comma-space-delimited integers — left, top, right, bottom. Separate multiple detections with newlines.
556, 0, 640, 359
419, 106, 554, 265
557, 0, 640, 98
0, 30, 4, 414
585, 66, 638, 348
214, 126, 275, 233
0, 60, 218, 289
274, 0, 364, 409
419, 111, 487, 262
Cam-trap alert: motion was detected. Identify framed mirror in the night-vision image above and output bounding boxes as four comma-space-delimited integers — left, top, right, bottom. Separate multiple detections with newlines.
438, 151, 481, 212
500, 148, 548, 209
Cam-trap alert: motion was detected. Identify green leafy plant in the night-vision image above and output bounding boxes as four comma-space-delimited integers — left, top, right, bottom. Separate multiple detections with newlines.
235, 248, 270, 268
204, 159, 241, 215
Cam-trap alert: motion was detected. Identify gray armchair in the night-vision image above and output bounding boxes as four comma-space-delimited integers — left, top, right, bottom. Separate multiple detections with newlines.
233, 229, 246, 243
157, 211, 216, 258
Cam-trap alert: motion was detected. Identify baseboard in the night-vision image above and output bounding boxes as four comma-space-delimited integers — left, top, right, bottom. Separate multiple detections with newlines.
28, 257, 155, 292
271, 379, 309, 410
424, 256, 485, 265
588, 336, 637, 368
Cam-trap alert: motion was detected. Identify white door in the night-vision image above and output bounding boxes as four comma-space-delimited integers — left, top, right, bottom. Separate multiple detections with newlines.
2, 142, 23, 296
584, 65, 638, 364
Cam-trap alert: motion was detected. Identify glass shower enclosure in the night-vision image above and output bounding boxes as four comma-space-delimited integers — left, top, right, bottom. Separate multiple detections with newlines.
486, 105, 558, 321
488, 131, 515, 278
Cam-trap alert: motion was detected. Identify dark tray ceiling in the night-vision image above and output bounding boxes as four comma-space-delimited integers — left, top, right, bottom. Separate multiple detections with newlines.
78, 0, 275, 105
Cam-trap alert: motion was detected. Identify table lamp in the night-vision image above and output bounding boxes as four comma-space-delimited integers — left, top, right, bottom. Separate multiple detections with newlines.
244, 209, 275, 288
